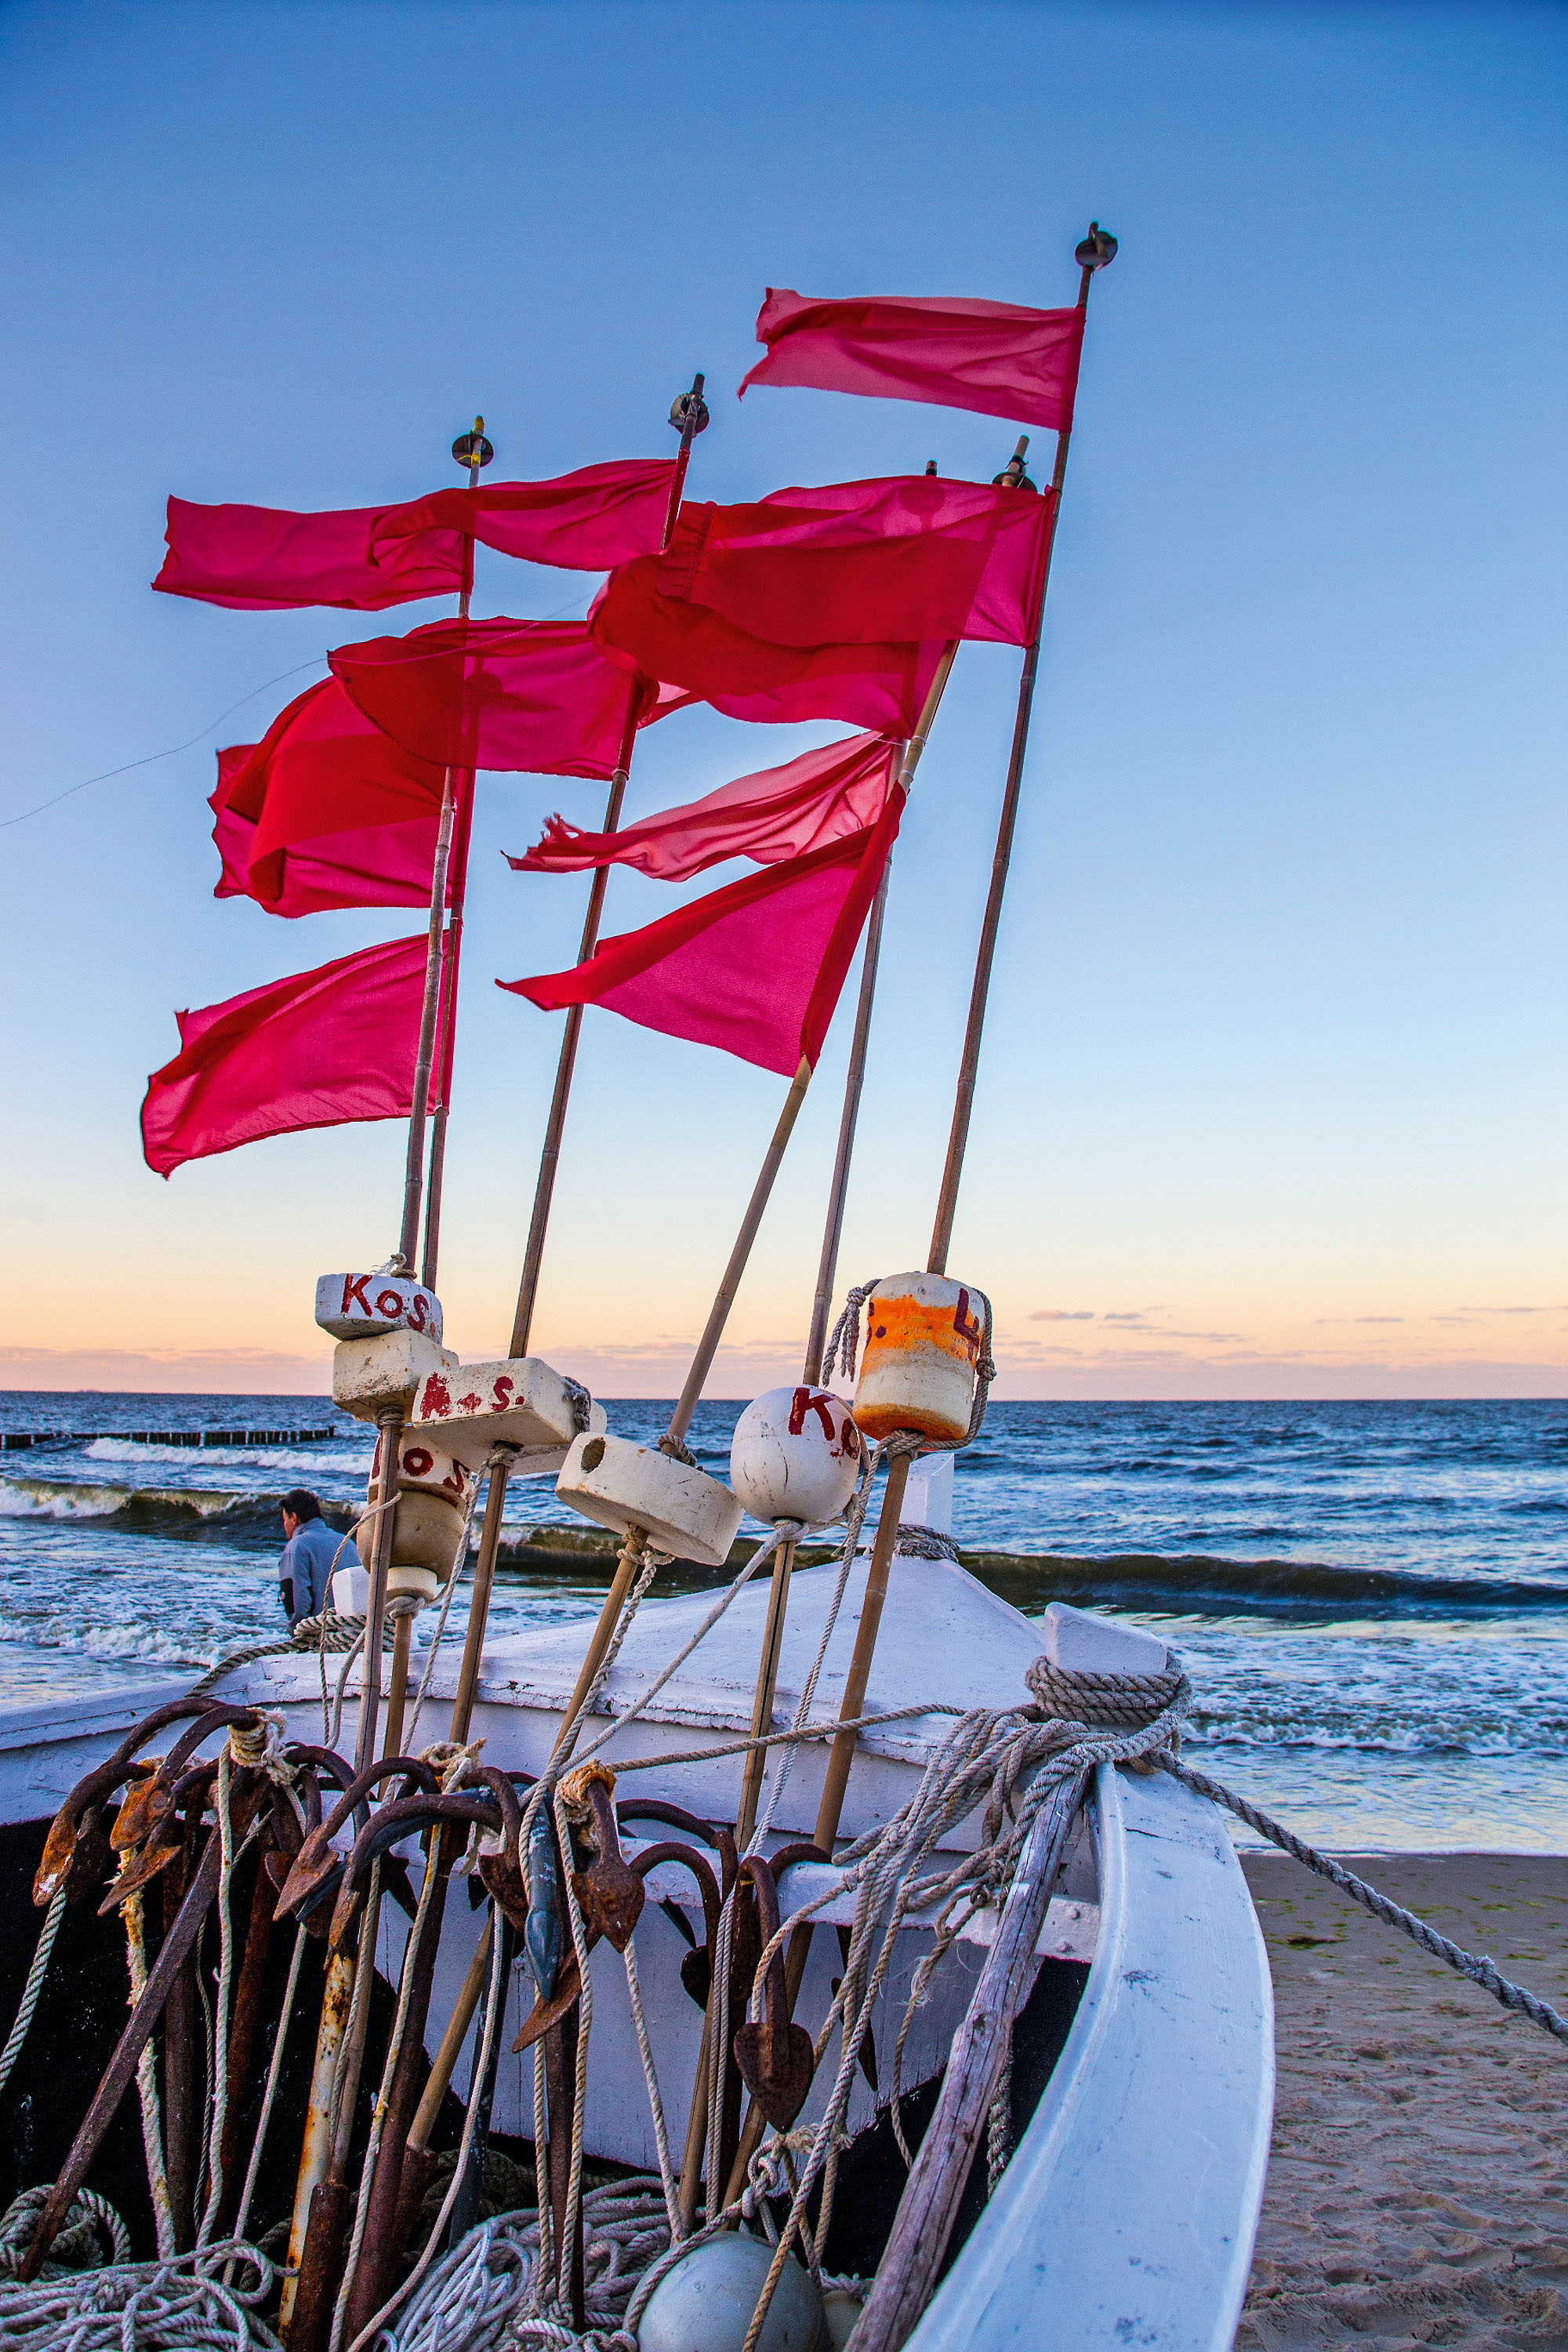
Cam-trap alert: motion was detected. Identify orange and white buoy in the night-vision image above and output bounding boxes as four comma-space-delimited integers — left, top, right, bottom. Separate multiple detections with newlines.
851, 1272, 989, 1447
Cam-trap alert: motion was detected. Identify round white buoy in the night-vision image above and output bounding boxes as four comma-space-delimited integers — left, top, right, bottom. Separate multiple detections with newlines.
730, 1386, 862, 1528
638, 2231, 825, 2352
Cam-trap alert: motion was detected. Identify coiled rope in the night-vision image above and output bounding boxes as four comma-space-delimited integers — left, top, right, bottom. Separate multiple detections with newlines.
0, 2230, 277, 2350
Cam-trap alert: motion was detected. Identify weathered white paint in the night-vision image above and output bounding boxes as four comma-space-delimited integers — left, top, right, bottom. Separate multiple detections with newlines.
405, 1357, 602, 1474
314, 1272, 442, 1344
1041, 1599, 1170, 1676
729, 1388, 861, 1529
554, 1432, 744, 1567
332, 1328, 456, 1417
906, 1762, 1274, 2352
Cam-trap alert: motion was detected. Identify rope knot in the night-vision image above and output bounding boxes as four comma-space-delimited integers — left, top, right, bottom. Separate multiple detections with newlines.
558, 1761, 616, 1824
820, 1277, 881, 1388
656, 1434, 696, 1468
423, 1737, 485, 1791
562, 1376, 593, 1436
1025, 1655, 1185, 1733
224, 1710, 288, 1774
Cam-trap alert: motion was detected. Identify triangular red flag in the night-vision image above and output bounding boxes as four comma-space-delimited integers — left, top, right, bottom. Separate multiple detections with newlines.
739, 289, 1085, 432
500, 790, 903, 1076
141, 936, 445, 1177
508, 734, 897, 884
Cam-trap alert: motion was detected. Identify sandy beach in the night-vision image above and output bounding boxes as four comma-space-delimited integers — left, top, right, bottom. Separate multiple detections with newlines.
1237, 1852, 1568, 2350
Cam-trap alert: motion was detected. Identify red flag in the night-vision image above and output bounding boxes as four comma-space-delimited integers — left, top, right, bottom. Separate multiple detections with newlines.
509, 734, 897, 883
214, 678, 446, 909
330, 619, 652, 779
211, 750, 441, 917
141, 936, 444, 1177
153, 497, 463, 612
590, 557, 944, 735
739, 289, 1086, 432
153, 461, 675, 612
500, 791, 902, 1076
372, 459, 675, 573
660, 476, 1053, 650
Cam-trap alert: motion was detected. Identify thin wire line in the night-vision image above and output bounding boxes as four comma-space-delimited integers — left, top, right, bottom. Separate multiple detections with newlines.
0, 589, 595, 834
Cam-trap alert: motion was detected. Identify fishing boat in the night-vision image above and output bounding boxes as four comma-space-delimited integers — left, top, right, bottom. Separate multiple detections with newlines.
0, 223, 1276, 2352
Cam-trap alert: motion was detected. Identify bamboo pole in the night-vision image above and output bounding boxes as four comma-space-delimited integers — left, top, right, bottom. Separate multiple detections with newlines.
397, 417, 489, 1275
927, 229, 1112, 1276
441, 375, 707, 1747
723, 239, 1114, 2205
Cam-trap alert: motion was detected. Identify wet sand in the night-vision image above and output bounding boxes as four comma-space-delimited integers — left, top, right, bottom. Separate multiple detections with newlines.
1238, 1852, 1568, 2351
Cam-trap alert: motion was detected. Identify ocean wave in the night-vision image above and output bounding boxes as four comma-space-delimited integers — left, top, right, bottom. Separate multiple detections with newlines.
959, 1548, 1568, 1617
0, 1475, 352, 1544
85, 1438, 368, 1472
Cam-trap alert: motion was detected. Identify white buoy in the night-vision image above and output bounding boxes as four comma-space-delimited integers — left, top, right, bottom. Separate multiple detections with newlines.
555, 1432, 742, 1567
730, 1386, 861, 1527
354, 1432, 474, 1592
405, 1355, 605, 1475
637, 2231, 825, 2352
314, 1272, 442, 1344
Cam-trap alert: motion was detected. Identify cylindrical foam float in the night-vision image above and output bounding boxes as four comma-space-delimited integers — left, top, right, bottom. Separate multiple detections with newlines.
851, 1272, 985, 1446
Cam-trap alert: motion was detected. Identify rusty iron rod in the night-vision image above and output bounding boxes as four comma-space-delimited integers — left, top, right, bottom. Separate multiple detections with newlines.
927, 258, 1100, 1279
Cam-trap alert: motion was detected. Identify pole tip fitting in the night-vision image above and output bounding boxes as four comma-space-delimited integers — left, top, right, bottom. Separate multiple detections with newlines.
452, 426, 494, 469
1075, 222, 1118, 271
669, 383, 711, 437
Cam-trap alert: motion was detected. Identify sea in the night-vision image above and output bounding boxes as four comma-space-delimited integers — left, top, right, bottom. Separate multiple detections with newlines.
2, 1392, 1564, 1854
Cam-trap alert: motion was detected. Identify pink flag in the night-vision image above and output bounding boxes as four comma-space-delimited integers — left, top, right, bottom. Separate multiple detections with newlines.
590, 557, 944, 735
508, 734, 897, 883
372, 459, 675, 572
211, 752, 441, 917
214, 677, 447, 909
500, 791, 903, 1076
153, 460, 676, 612
153, 498, 464, 612
660, 476, 1053, 650
141, 936, 444, 1177
330, 619, 652, 779
739, 289, 1086, 431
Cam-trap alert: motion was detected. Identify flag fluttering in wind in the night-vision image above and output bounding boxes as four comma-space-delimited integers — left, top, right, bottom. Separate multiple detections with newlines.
590, 557, 945, 735
141, 935, 445, 1176
500, 790, 903, 1076
329, 619, 654, 778
210, 757, 441, 917
739, 289, 1086, 432
212, 677, 446, 910
374, 459, 676, 573
153, 460, 675, 612
660, 476, 1053, 650
509, 732, 898, 883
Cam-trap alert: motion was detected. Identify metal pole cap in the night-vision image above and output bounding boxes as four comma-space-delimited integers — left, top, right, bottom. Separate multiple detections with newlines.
452, 429, 494, 468
669, 387, 710, 437
1075, 222, 1118, 271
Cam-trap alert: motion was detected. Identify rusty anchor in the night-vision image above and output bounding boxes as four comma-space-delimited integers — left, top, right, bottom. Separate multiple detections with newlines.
560, 1762, 644, 1951
730, 1853, 817, 2132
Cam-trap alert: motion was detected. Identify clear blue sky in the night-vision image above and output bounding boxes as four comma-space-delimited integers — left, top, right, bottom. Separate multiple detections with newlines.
2, 0, 1563, 1399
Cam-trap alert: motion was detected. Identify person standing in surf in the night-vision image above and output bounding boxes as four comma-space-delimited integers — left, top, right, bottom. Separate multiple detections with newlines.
278, 1488, 337, 1627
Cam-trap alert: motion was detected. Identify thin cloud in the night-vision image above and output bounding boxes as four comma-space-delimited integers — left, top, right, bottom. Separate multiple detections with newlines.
1354, 1316, 1404, 1325
1030, 1308, 1095, 1322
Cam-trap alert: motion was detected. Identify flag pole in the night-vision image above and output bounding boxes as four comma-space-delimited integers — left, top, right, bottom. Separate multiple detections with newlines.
442, 375, 707, 1748
927, 226, 1114, 1276
721, 236, 1116, 2209
396, 416, 492, 1275
732, 642, 956, 1853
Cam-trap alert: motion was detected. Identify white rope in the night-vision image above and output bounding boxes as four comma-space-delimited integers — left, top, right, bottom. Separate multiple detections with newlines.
0, 2183, 132, 2279
196, 1750, 238, 2249
0, 1891, 63, 2101
124, 1889, 176, 2260
229, 1923, 307, 2259
0, 2233, 276, 2349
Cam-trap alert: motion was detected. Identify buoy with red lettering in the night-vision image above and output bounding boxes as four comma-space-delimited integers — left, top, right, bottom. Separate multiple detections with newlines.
729, 1387, 861, 1527
851, 1272, 989, 1447
356, 1432, 476, 1602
